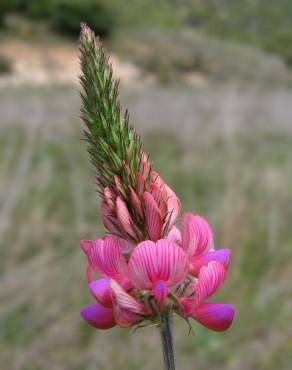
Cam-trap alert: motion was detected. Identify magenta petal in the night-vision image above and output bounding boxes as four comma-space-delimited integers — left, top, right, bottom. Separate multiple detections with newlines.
80, 303, 116, 330
193, 302, 235, 332
152, 281, 169, 310
89, 278, 112, 307
164, 184, 181, 227
190, 249, 231, 276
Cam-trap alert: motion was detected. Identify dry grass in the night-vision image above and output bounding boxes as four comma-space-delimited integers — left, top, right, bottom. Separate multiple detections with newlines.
0, 75, 292, 369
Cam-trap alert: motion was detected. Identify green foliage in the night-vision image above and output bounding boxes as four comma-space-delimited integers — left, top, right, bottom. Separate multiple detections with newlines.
51, 0, 114, 37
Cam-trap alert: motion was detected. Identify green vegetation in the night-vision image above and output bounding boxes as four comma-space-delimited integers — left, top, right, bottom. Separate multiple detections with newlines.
0, 84, 291, 369
1, 0, 292, 65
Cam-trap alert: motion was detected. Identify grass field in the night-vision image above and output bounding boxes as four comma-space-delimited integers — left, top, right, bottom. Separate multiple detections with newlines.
0, 59, 292, 369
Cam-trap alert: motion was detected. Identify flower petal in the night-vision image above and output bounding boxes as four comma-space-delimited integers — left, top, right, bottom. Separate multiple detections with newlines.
128, 240, 157, 289
116, 197, 136, 239
194, 261, 227, 306
89, 277, 112, 307
143, 192, 163, 242
80, 303, 116, 330
87, 236, 128, 278
128, 240, 188, 290
101, 200, 120, 235
181, 213, 214, 256
190, 249, 231, 276
192, 302, 235, 332
110, 280, 151, 327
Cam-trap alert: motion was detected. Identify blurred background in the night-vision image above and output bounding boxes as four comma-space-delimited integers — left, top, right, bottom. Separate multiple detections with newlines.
0, 1, 292, 370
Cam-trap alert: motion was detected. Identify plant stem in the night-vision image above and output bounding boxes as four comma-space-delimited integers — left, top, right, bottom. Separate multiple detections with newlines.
160, 313, 177, 370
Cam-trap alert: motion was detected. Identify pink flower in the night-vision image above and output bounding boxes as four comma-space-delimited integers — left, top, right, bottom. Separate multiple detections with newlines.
181, 262, 235, 332
80, 214, 234, 332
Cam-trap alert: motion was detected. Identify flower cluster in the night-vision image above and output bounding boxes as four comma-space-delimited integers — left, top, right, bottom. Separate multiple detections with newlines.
81, 180, 234, 332
79, 23, 234, 335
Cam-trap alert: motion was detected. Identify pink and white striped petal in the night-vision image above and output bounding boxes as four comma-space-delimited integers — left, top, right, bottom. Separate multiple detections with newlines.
189, 249, 231, 276
192, 302, 235, 332
80, 303, 116, 330
194, 261, 227, 307
128, 240, 188, 290
87, 236, 128, 278
181, 214, 214, 257
143, 192, 163, 242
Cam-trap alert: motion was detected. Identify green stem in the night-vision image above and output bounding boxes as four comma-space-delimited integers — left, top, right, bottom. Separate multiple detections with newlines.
160, 313, 177, 370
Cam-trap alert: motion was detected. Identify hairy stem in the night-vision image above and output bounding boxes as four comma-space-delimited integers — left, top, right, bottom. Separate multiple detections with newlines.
160, 313, 177, 370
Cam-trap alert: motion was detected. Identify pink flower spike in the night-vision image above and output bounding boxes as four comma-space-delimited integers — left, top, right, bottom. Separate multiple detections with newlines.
80, 303, 116, 330
128, 239, 188, 290
152, 281, 169, 310
116, 196, 136, 239
181, 213, 214, 256
143, 192, 163, 242
194, 261, 227, 307
190, 249, 231, 277
192, 302, 235, 332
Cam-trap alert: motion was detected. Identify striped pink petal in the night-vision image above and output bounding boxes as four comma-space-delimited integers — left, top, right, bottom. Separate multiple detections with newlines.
128, 240, 188, 290
189, 249, 231, 276
149, 183, 167, 217
181, 213, 214, 256
194, 261, 227, 307
116, 196, 136, 239
80, 303, 116, 330
143, 192, 163, 241
129, 186, 143, 218
110, 280, 151, 327
192, 302, 235, 332
87, 236, 128, 278
104, 186, 116, 210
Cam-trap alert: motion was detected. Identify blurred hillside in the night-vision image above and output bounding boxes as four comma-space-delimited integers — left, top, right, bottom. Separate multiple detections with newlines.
1, 0, 292, 65
0, 2, 292, 370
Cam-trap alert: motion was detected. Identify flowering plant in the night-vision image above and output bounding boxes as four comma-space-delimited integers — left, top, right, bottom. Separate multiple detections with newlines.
79, 24, 235, 370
